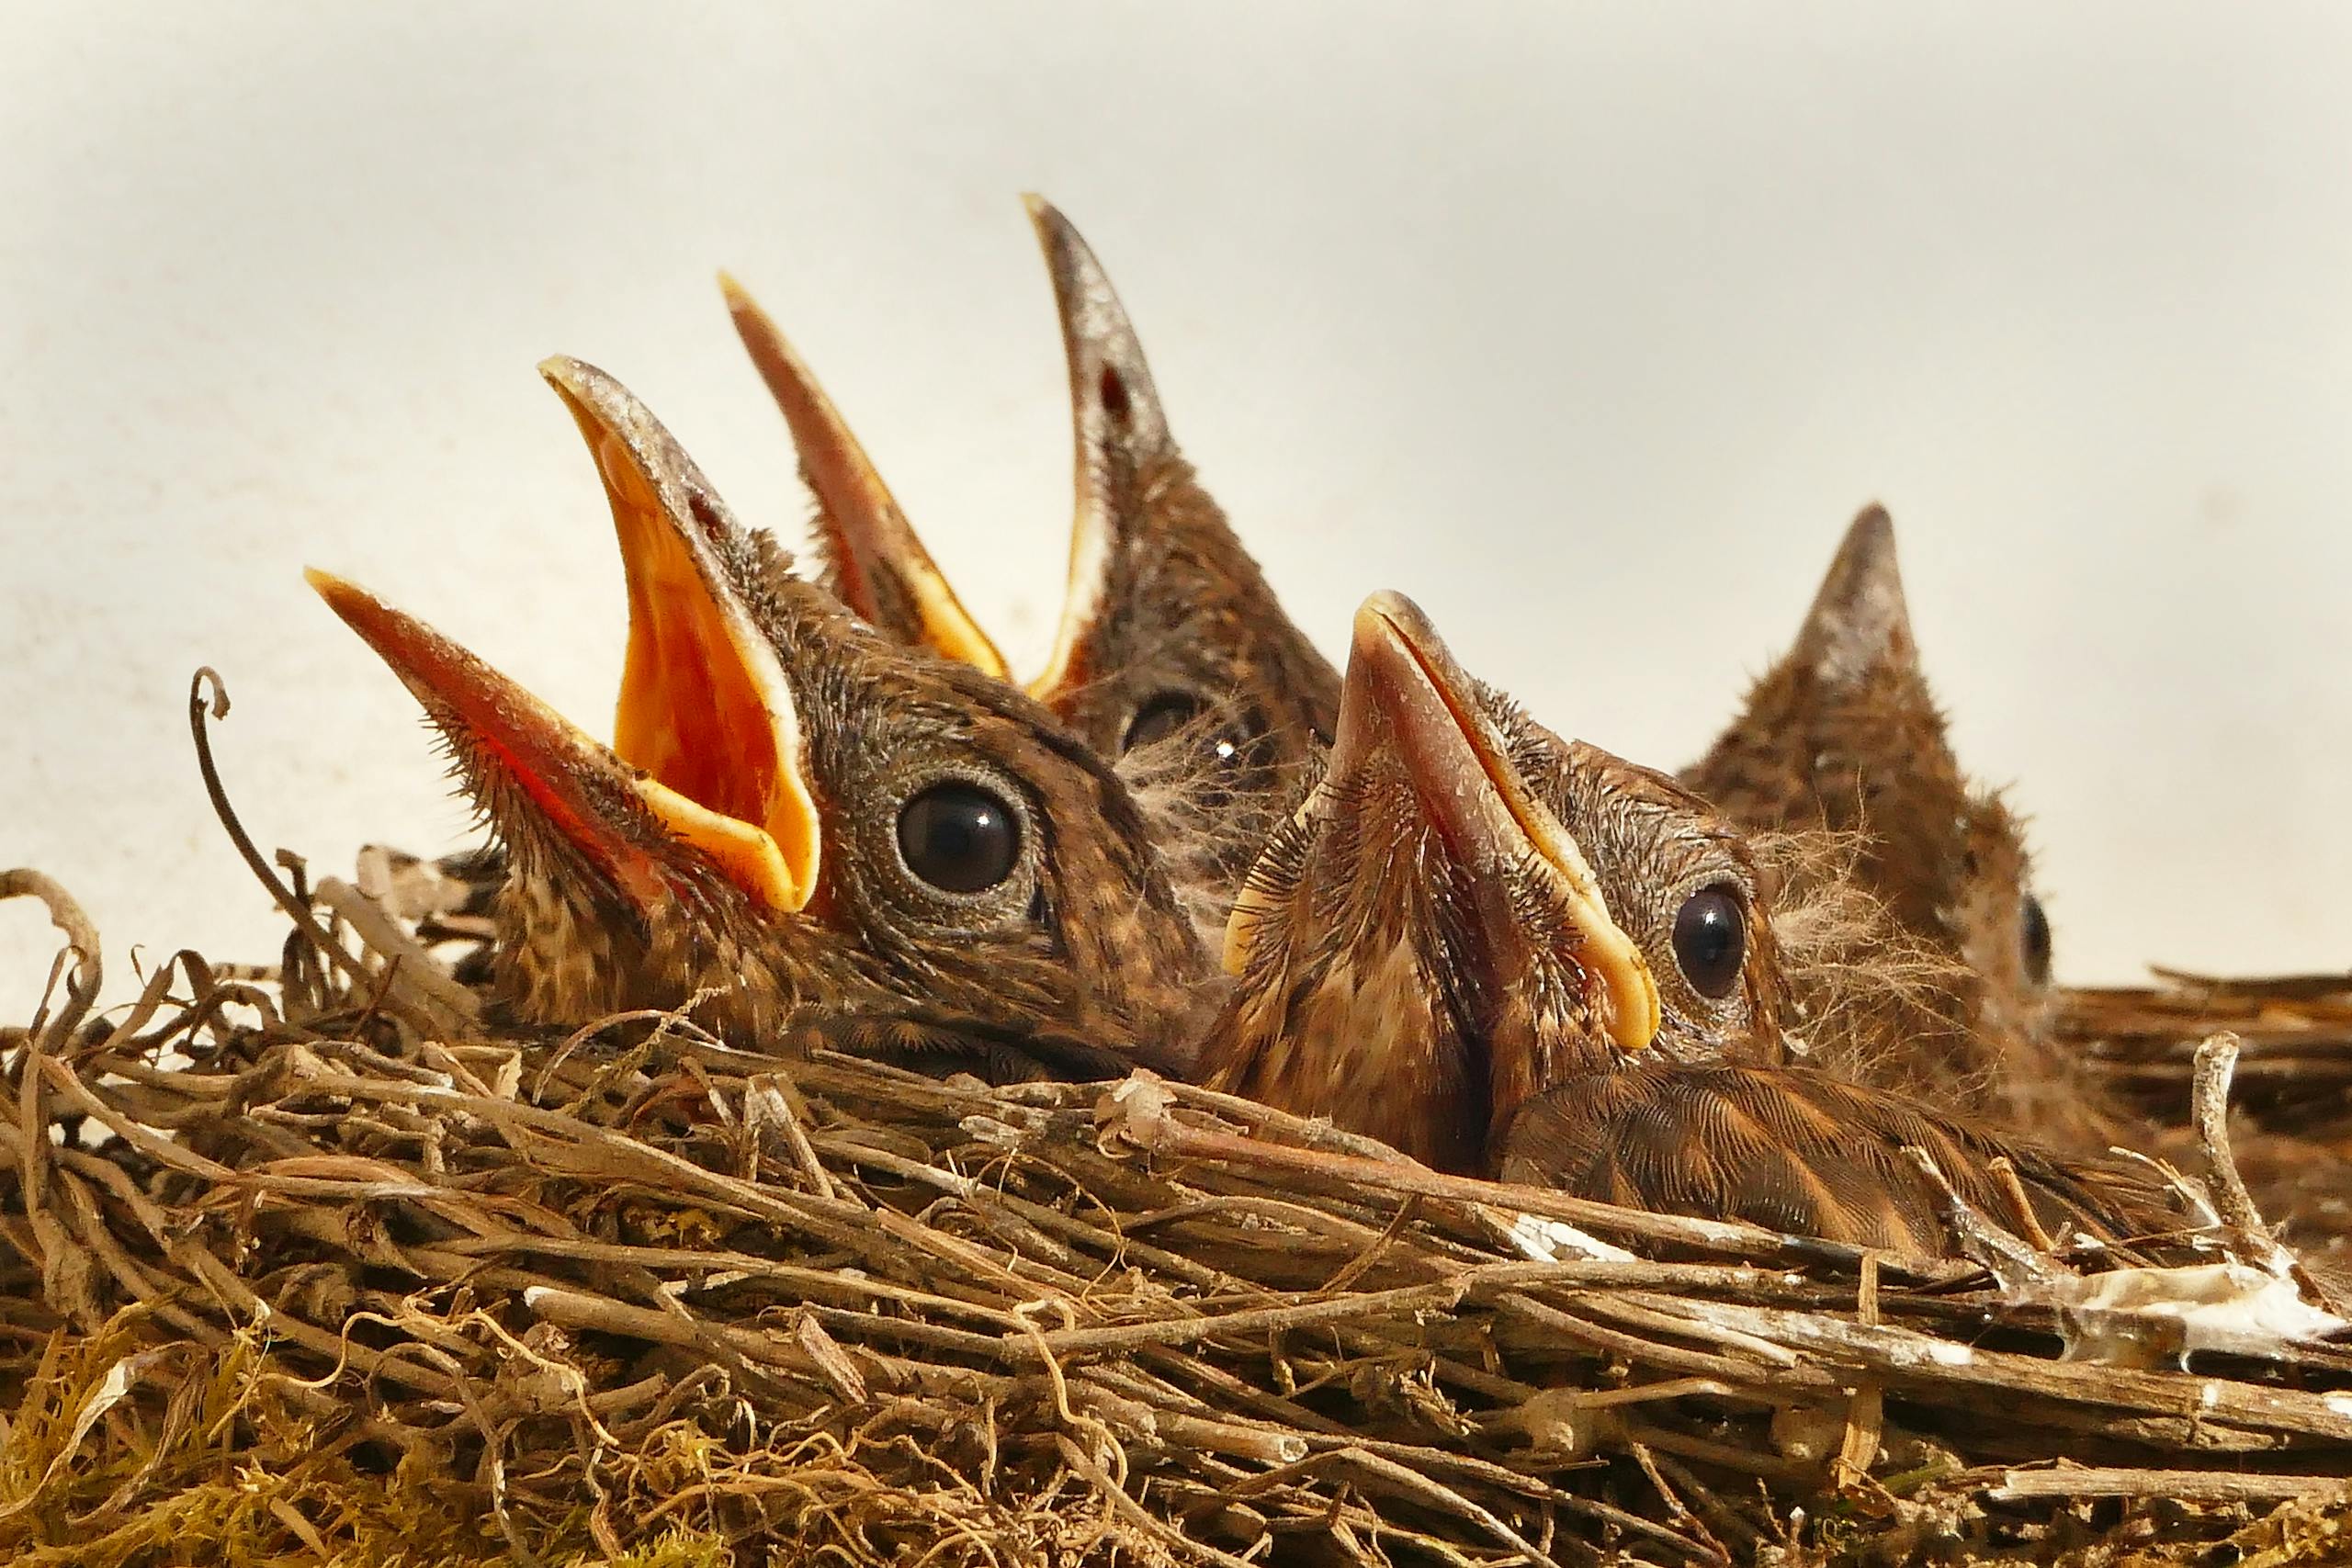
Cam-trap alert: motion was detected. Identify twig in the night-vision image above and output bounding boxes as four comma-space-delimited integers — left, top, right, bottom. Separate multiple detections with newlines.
185, 669, 421, 1027
1990, 1467, 2351, 1502
312, 875, 481, 1028
2193, 1032, 2264, 1235
0, 869, 101, 1045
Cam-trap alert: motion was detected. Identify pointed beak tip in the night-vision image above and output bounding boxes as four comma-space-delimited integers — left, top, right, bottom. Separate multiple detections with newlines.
1350, 590, 1440, 675
1024, 194, 1085, 260
537, 359, 600, 429
1354, 587, 1412, 631
717, 270, 763, 321
1849, 502, 1895, 548
537, 355, 625, 424
304, 566, 380, 626
539, 362, 650, 490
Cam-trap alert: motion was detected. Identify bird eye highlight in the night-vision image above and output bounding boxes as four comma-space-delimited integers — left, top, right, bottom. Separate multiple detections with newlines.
2020, 892, 2052, 986
896, 782, 1023, 895
1670, 884, 1747, 999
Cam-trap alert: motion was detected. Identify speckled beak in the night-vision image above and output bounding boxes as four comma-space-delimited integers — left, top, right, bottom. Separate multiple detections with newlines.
539, 355, 820, 913
719, 275, 1009, 678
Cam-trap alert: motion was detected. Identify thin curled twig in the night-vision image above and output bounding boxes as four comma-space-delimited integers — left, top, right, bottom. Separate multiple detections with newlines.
1, 869, 101, 1046
187, 668, 435, 1033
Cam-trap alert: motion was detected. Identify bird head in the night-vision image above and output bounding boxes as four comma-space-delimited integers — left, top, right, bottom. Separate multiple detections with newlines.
1202, 591, 1787, 1172
1021, 197, 1340, 862
312, 358, 1209, 1066
1684, 505, 2052, 1077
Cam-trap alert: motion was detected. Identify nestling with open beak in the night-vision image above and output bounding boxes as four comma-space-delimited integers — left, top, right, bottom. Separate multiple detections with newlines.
1682, 506, 2108, 1144
311, 357, 1213, 1080
719, 201, 1335, 948
1202, 592, 2185, 1254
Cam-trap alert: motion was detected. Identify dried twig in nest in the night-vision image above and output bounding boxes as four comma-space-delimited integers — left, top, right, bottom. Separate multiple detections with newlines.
2064, 971, 2352, 1280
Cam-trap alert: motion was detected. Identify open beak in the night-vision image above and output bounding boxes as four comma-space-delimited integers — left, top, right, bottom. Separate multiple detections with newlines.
1022, 194, 1171, 707
718, 274, 1009, 679
537, 355, 822, 913
1295, 591, 1661, 1054
308, 570, 797, 914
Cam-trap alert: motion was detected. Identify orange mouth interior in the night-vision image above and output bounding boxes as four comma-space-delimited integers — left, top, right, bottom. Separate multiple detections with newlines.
593, 427, 820, 913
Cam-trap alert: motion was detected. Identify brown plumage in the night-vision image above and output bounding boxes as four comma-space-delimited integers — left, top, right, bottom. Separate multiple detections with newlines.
1200, 592, 1783, 1173
1203, 590, 2185, 1255
1502, 1066, 2171, 1257
1682, 506, 2107, 1145
312, 358, 1211, 1079
715, 202, 1337, 951
1022, 197, 1341, 928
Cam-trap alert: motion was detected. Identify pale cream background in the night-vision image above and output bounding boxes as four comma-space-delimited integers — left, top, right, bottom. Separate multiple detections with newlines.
6, 4, 2350, 1010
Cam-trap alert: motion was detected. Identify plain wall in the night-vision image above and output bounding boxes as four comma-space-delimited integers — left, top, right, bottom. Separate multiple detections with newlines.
6, 4, 2350, 1010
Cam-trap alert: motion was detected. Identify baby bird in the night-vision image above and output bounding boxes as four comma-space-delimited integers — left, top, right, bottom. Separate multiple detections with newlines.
1201, 592, 1785, 1173
1020, 197, 1341, 902
1684, 506, 2089, 1137
717, 201, 1335, 945
312, 358, 1211, 1079
1200, 592, 2182, 1254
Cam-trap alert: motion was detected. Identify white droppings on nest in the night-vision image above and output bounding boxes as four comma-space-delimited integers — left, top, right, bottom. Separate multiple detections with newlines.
2040, 1262, 2348, 1367
1500, 1210, 1637, 1264
1097, 1070, 1181, 1153
1924, 1340, 1974, 1366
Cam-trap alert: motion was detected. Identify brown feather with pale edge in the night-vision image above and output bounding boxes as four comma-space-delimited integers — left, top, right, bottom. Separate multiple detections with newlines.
1501, 1066, 2178, 1255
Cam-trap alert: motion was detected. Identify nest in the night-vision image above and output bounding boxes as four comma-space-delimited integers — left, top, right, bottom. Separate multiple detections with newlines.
2065, 974, 2352, 1138
1, 682, 2350, 1566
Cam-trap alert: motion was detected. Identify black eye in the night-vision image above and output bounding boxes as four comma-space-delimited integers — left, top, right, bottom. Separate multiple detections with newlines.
896, 783, 1023, 895
1671, 885, 1747, 1000
1123, 692, 1205, 751
2020, 893, 2052, 985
